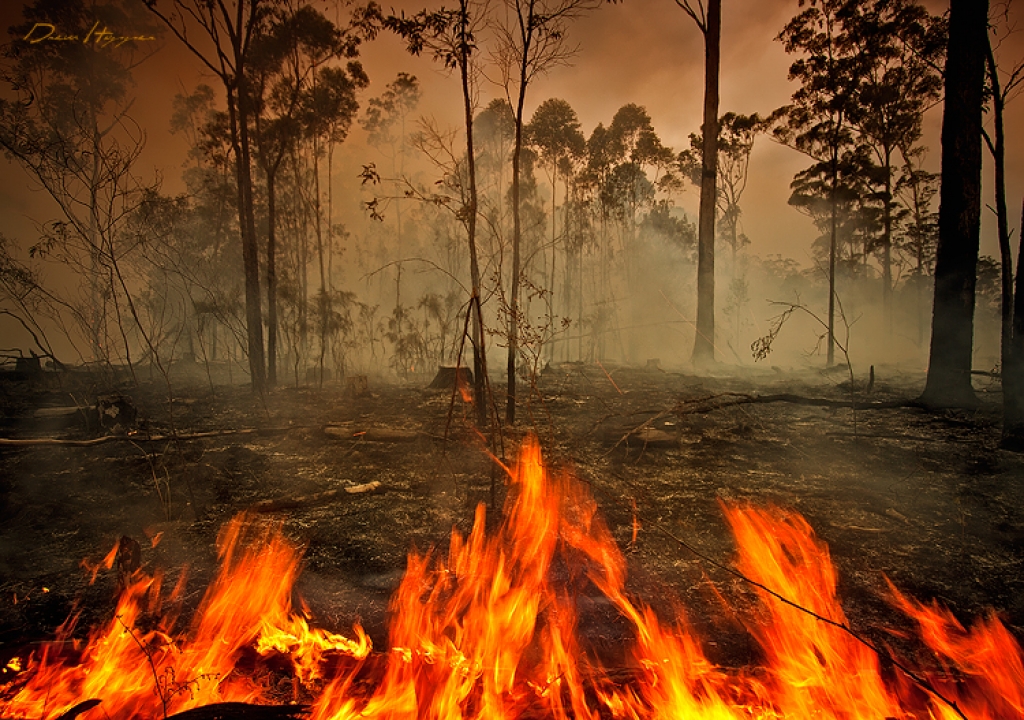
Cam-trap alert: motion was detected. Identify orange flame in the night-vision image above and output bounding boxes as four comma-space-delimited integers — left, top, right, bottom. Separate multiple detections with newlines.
2, 436, 1022, 720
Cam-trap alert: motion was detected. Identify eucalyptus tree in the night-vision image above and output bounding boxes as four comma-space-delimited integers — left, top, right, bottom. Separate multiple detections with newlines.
893, 151, 938, 343
146, 0, 275, 391
672, 0, 721, 366
369, 0, 492, 425
362, 72, 421, 311
299, 62, 367, 385
526, 97, 585, 353
679, 111, 767, 273
842, 0, 945, 321
982, 10, 1024, 402
249, 3, 362, 385
1, 0, 161, 376
492, 0, 601, 424
474, 98, 517, 244
983, 7, 1024, 445
920, 0, 988, 409
773, 0, 862, 366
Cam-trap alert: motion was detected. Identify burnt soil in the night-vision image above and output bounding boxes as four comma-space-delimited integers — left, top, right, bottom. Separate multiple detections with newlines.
1, 363, 1023, 677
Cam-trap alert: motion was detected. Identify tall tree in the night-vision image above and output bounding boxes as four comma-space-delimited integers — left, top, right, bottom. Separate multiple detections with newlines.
493, 0, 600, 424
526, 97, 585, 357
680, 112, 767, 272
362, 72, 421, 310
774, 0, 862, 366
981, 13, 1024, 401
919, 0, 988, 408
249, 4, 361, 386
673, 0, 721, 366
380, 0, 492, 426
843, 0, 944, 323
146, 0, 273, 392
1005, 200, 1024, 449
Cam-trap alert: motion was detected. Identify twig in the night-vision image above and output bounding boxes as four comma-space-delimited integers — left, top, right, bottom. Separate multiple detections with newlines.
114, 614, 168, 719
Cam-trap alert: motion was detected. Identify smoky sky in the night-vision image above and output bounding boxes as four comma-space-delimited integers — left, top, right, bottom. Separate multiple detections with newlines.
2, 0, 1022, 264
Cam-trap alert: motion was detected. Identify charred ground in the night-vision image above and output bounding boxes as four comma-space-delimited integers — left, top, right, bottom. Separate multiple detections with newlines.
1, 364, 1023, 674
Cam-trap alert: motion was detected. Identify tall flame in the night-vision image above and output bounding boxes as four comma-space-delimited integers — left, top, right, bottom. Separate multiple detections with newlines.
2, 435, 1021, 720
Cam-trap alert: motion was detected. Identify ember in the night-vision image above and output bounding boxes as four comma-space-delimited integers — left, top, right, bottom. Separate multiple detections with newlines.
1, 436, 1021, 719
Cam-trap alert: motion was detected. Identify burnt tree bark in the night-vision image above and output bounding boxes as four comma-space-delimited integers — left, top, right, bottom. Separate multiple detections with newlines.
920, 0, 987, 409
1004, 200, 1024, 449
678, 0, 721, 366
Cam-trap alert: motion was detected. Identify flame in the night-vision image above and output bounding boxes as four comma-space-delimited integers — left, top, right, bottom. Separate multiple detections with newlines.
2, 435, 1022, 720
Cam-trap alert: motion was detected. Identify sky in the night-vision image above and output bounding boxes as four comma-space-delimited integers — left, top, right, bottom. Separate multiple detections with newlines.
1, 0, 1023, 321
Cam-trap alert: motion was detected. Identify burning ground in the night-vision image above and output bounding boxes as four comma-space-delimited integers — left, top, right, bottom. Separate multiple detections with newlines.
1, 364, 1023, 718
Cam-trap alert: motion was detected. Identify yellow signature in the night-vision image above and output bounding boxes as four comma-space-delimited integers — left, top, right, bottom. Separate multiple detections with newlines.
22, 22, 155, 49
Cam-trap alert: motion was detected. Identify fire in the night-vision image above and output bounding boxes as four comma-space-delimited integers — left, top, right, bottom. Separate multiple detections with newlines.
2, 436, 1022, 720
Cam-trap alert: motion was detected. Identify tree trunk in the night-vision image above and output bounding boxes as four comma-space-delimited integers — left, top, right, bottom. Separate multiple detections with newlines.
267, 170, 278, 387
507, 20, 533, 425
984, 41, 1013, 385
691, 0, 721, 367
459, 1, 488, 428
920, 0, 987, 408
1003, 199, 1024, 449
882, 144, 893, 330
229, 81, 267, 393
828, 157, 837, 367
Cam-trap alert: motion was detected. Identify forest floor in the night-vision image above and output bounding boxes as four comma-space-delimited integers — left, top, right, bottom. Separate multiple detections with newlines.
1, 361, 1023, 675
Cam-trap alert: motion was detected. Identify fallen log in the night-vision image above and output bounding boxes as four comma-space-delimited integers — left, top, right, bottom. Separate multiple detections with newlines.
0, 428, 299, 447
249, 481, 383, 513
166, 702, 309, 719
673, 392, 922, 416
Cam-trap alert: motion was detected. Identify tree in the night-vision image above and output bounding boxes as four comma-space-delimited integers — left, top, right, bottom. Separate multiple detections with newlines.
493, 0, 600, 424
249, 4, 362, 386
1005, 200, 1024, 448
379, 0, 492, 426
773, 0, 862, 366
983, 6, 1024, 445
981, 9, 1024, 398
919, 0, 988, 408
362, 72, 421, 310
146, 0, 274, 392
679, 112, 767, 272
1, 0, 161, 376
843, 0, 944, 322
526, 97, 585, 357
673, 0, 721, 366
299, 62, 367, 385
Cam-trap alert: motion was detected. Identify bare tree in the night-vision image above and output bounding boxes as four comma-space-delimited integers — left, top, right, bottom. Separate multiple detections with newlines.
381, 0, 492, 426
981, 7, 1024, 388
492, 0, 600, 424
1, 0, 161, 377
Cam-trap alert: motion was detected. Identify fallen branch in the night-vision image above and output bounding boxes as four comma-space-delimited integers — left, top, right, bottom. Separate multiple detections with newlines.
673, 392, 921, 416
0, 428, 299, 447
249, 482, 383, 513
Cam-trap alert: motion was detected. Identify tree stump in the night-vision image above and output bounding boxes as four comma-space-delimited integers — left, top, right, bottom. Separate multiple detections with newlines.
427, 365, 473, 390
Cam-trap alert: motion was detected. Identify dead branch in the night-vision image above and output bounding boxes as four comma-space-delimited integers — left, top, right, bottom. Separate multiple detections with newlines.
0, 428, 298, 447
